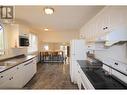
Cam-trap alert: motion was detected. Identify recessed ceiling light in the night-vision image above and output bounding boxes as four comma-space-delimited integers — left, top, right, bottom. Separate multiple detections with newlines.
44, 7, 54, 15
44, 28, 49, 31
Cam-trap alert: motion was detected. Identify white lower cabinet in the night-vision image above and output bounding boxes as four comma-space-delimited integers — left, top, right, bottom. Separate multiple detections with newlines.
0, 57, 37, 89
22, 58, 37, 86
111, 69, 127, 84
0, 64, 23, 88
76, 63, 95, 90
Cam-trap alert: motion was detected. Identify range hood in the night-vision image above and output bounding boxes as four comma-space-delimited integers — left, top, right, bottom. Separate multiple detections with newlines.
105, 27, 127, 46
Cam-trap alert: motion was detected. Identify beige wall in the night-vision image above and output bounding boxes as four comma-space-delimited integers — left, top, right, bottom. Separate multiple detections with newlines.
38, 30, 79, 43
38, 30, 79, 51
41, 42, 69, 51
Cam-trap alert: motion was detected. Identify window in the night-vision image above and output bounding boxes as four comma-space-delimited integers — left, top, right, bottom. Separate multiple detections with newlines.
28, 33, 38, 53
44, 45, 49, 51
0, 24, 5, 55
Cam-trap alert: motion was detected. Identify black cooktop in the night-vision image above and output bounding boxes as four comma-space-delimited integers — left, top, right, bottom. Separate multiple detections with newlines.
77, 60, 127, 89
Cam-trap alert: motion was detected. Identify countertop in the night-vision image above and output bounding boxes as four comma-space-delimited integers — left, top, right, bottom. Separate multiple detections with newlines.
77, 60, 127, 89
0, 55, 37, 73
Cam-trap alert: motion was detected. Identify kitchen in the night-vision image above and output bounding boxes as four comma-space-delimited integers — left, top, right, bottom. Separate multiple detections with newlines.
0, 5, 127, 90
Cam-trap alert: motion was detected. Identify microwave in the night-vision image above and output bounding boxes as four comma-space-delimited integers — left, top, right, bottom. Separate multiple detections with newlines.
19, 36, 29, 46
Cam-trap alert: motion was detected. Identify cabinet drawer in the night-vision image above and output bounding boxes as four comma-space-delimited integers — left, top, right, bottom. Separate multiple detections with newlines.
112, 69, 127, 84
112, 61, 127, 75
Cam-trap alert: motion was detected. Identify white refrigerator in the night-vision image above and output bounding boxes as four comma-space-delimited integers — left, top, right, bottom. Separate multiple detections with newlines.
70, 39, 86, 83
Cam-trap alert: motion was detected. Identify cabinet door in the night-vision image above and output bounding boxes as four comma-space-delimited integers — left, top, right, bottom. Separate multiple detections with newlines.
12, 64, 24, 88
0, 66, 17, 88
22, 59, 35, 86
32, 58, 37, 75
108, 7, 125, 31
0, 64, 24, 89
95, 7, 110, 36
19, 24, 29, 37
0, 72, 8, 88
5, 24, 19, 48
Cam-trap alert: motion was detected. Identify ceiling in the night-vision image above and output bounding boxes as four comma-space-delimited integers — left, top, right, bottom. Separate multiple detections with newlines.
15, 6, 104, 32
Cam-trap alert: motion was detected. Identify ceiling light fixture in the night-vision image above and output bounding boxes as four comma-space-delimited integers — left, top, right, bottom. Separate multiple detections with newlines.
44, 28, 49, 31
44, 7, 54, 15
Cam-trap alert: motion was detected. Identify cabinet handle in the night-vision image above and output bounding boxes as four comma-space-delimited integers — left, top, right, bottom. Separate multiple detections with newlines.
105, 27, 108, 29
103, 27, 108, 30
9, 77, 13, 80
115, 63, 118, 65
0, 76, 3, 78
24, 60, 33, 66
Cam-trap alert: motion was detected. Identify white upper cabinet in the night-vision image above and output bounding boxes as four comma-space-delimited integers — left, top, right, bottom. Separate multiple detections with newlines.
5, 24, 30, 48
94, 7, 110, 36
80, 6, 127, 43
105, 27, 127, 46
5, 24, 19, 48
105, 7, 127, 46
108, 7, 127, 30
19, 24, 29, 37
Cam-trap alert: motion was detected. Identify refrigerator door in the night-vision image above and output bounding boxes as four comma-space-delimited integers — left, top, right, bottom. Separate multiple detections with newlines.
70, 40, 86, 60
70, 39, 86, 84
74, 40, 86, 55
71, 53, 86, 61
70, 59, 78, 83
